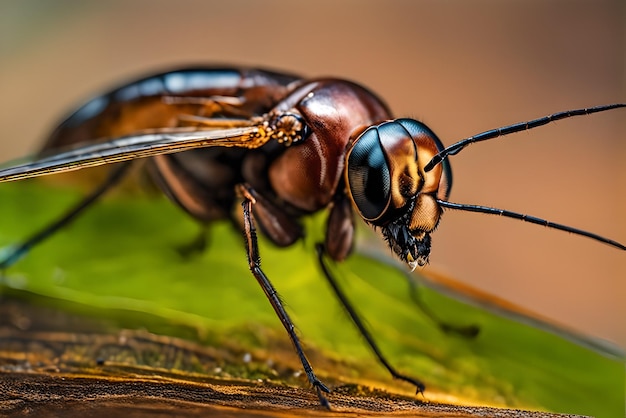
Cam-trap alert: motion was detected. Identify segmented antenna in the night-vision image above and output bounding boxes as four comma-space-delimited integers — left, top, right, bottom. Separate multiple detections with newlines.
427, 103, 625, 250
424, 104, 625, 172
437, 200, 625, 250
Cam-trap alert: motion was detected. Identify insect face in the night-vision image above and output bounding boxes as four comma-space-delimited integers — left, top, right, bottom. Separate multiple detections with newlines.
346, 118, 452, 269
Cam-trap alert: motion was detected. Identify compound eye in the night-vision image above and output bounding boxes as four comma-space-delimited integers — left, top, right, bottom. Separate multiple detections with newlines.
347, 127, 391, 220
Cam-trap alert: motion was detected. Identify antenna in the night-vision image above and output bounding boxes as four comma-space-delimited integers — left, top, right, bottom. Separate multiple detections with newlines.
437, 199, 625, 250
424, 104, 625, 172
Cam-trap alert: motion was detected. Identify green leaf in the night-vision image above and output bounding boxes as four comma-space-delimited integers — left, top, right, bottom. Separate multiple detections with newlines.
0, 180, 623, 417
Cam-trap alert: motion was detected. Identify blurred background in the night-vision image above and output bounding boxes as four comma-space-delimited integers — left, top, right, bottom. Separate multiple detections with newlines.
0, 0, 623, 347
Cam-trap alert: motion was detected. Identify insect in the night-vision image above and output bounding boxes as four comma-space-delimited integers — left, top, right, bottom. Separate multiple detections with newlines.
0, 67, 623, 407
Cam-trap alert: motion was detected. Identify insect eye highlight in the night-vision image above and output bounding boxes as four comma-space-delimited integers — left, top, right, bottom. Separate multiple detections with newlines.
346, 127, 391, 221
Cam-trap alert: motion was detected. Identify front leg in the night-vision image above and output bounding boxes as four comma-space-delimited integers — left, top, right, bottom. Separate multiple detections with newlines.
237, 184, 331, 408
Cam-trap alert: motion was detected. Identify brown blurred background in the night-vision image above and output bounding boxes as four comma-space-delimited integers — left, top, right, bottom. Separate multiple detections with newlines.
0, 0, 624, 347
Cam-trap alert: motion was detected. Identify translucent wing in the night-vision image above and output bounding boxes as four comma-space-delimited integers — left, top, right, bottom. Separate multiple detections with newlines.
0, 124, 268, 183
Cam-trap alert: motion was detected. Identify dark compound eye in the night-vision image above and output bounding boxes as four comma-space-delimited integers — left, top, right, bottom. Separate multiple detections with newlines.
347, 127, 391, 220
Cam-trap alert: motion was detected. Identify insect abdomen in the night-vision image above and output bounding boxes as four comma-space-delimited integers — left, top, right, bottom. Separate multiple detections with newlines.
42, 67, 301, 152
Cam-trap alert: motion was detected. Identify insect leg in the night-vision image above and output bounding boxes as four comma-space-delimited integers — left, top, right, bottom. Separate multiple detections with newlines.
239, 186, 331, 408
315, 243, 426, 395
175, 225, 209, 258
407, 280, 480, 338
0, 162, 132, 270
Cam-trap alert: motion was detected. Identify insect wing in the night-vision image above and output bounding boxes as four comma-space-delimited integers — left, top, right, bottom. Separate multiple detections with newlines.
0, 125, 261, 183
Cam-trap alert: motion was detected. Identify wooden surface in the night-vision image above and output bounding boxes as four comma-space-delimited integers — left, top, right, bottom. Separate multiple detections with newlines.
0, 372, 585, 417
0, 299, 584, 418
